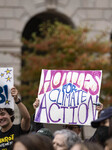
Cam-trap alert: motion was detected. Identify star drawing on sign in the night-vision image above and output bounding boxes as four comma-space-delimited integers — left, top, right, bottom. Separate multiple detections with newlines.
5, 68, 12, 75
0, 73, 4, 77
6, 76, 12, 82
5, 100, 10, 105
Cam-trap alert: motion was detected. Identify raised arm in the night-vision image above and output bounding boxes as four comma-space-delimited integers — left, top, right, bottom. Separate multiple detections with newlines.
11, 87, 30, 131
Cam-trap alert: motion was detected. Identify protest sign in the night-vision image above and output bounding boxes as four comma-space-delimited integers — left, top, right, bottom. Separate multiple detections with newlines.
35, 69, 102, 125
0, 68, 14, 109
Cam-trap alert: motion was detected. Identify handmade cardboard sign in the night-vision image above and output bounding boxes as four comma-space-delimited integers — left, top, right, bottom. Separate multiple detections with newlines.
0, 68, 14, 109
35, 69, 102, 125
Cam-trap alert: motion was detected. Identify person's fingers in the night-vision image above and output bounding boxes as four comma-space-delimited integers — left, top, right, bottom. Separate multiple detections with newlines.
33, 98, 40, 109
36, 98, 40, 105
33, 103, 37, 109
96, 103, 103, 111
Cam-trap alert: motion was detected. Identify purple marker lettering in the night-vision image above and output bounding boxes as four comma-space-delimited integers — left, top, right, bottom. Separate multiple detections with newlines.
61, 106, 68, 123
49, 89, 61, 104
48, 103, 61, 123
88, 95, 98, 120
75, 90, 82, 105
35, 93, 49, 123
62, 93, 70, 106
78, 103, 88, 124
70, 92, 76, 107
81, 91, 87, 103
69, 106, 78, 124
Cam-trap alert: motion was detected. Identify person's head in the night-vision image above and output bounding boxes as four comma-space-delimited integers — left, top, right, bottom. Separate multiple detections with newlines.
12, 133, 54, 150
91, 107, 112, 146
30, 114, 44, 132
63, 125, 82, 135
91, 106, 112, 128
53, 129, 81, 150
105, 138, 112, 150
70, 142, 103, 150
37, 128, 54, 140
0, 108, 14, 129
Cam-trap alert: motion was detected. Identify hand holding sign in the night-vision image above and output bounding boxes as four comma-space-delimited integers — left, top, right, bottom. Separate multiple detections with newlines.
33, 98, 40, 110
11, 87, 18, 102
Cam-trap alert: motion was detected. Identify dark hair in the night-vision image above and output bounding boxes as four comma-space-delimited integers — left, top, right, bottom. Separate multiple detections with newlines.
30, 114, 44, 132
64, 125, 81, 130
109, 117, 112, 137
84, 142, 103, 150
37, 128, 54, 140
12, 134, 54, 150
0, 108, 15, 122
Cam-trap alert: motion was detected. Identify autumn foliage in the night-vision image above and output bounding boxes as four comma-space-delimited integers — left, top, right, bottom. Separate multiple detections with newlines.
21, 22, 112, 114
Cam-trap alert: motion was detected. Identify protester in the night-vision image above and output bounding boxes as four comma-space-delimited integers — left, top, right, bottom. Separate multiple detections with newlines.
12, 133, 54, 150
33, 98, 82, 135
70, 142, 103, 150
30, 97, 44, 133
0, 87, 30, 150
30, 113, 44, 133
32, 98, 82, 140
53, 129, 81, 150
37, 127, 54, 140
89, 106, 112, 147
32, 98, 103, 136
63, 124, 82, 135
105, 138, 112, 150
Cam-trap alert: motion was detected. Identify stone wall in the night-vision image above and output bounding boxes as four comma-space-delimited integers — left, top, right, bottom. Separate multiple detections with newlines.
0, 0, 112, 69
0, 0, 111, 138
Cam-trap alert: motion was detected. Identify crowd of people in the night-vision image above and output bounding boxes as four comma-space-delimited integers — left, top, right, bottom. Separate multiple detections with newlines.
0, 87, 112, 150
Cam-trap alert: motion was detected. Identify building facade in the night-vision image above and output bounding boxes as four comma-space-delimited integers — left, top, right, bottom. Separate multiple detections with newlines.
0, 0, 112, 138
